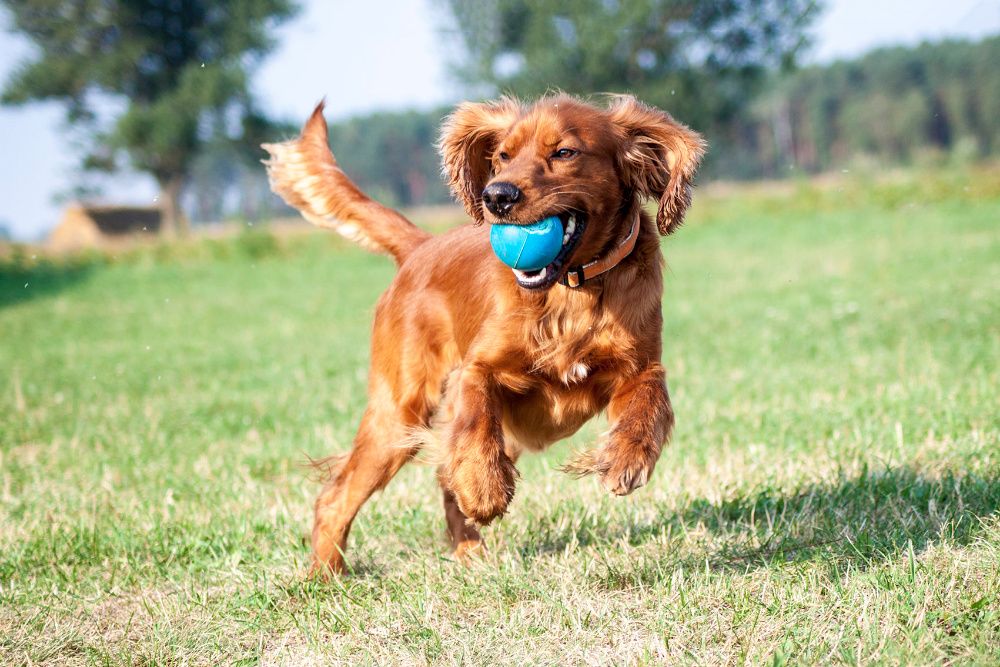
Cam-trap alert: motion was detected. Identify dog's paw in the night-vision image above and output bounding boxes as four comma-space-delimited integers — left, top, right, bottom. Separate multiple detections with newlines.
308, 557, 345, 580
447, 451, 518, 525
563, 436, 658, 496
599, 451, 655, 496
452, 539, 486, 565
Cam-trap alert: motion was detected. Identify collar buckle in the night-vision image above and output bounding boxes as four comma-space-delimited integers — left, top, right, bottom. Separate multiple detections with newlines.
560, 267, 586, 288
557, 207, 641, 289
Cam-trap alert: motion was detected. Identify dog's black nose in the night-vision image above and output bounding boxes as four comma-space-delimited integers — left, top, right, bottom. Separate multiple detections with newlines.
482, 182, 522, 216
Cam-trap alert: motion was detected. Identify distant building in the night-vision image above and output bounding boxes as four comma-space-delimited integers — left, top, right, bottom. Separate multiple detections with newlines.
49, 203, 162, 250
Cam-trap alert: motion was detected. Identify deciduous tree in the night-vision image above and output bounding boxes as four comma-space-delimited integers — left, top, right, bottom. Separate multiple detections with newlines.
1, 0, 297, 234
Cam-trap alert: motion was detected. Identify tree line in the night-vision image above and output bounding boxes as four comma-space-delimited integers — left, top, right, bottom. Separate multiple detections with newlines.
301, 34, 1000, 208
2, 1, 997, 230
730, 36, 1000, 178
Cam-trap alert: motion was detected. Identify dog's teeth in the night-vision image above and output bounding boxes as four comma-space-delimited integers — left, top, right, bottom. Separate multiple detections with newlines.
562, 217, 576, 244
513, 267, 547, 284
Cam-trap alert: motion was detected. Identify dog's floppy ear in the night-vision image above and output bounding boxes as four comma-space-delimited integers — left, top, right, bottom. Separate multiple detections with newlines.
607, 95, 706, 235
439, 98, 522, 223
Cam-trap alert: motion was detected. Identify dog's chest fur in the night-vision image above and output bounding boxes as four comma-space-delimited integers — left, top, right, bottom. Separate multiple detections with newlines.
496, 288, 642, 449
528, 287, 640, 381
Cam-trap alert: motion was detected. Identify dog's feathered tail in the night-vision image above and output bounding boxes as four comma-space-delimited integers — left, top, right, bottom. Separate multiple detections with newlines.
262, 102, 431, 265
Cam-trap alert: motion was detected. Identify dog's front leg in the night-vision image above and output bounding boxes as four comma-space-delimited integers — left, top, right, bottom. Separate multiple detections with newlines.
443, 364, 518, 525
568, 363, 674, 495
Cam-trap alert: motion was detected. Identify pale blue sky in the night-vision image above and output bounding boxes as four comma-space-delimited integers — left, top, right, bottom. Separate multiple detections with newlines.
1, 0, 998, 240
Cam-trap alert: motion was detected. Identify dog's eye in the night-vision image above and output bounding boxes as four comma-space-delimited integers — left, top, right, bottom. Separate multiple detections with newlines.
499, 151, 510, 161
552, 148, 578, 159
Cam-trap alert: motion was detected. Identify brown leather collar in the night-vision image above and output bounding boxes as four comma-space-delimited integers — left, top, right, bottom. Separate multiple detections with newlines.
559, 208, 640, 288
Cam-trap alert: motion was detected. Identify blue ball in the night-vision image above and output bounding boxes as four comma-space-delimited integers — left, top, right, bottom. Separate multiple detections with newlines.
490, 216, 564, 270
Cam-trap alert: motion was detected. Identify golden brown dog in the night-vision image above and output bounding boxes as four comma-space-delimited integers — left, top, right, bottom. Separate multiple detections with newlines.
263, 94, 704, 575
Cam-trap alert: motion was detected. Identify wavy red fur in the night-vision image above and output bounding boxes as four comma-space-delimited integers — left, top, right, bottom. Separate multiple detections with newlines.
264, 94, 704, 576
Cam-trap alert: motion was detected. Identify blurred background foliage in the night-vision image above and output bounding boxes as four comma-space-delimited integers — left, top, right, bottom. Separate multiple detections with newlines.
324, 29, 1000, 205
0, 0, 299, 233
2, 1, 998, 229
303, 3, 1000, 210
742, 36, 1000, 178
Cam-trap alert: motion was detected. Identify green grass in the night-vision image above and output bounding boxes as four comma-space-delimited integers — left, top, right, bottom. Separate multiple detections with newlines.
2, 167, 999, 665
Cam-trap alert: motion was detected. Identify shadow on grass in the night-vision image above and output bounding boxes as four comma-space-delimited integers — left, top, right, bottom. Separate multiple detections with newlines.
0, 252, 101, 309
0, 253, 99, 308
520, 465, 1000, 584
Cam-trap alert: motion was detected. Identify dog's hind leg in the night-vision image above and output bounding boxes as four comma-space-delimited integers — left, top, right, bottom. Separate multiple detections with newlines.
437, 469, 483, 562
310, 405, 417, 577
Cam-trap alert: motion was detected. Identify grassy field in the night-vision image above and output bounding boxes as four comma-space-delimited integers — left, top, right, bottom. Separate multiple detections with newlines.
1, 167, 999, 665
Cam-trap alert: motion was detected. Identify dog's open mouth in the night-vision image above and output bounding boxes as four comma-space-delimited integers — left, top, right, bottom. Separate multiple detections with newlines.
512, 212, 587, 290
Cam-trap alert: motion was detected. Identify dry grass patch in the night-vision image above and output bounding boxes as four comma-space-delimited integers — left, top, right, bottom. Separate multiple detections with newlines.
2, 169, 998, 664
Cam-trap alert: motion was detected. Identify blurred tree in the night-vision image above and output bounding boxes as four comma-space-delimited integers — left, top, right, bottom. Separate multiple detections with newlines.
438, 0, 821, 150
329, 109, 452, 208
186, 110, 297, 224
746, 36, 1000, 177
1, 0, 297, 235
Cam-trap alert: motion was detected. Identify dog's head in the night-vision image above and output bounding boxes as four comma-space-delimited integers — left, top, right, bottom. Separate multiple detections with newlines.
440, 94, 705, 289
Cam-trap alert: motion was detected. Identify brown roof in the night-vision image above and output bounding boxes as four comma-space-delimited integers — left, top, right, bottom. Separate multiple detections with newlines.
49, 203, 163, 251
76, 205, 162, 235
